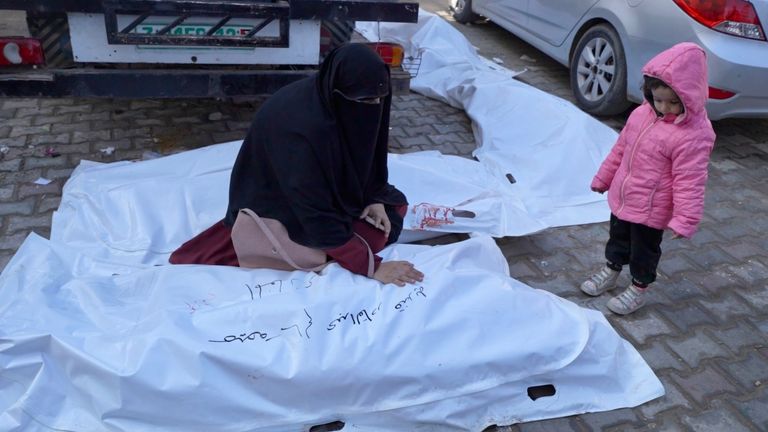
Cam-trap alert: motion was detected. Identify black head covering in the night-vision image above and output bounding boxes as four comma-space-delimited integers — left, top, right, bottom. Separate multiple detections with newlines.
225, 43, 407, 249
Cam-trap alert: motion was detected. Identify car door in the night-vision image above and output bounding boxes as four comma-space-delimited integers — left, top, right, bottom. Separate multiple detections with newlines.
526, 0, 598, 46
473, 0, 528, 29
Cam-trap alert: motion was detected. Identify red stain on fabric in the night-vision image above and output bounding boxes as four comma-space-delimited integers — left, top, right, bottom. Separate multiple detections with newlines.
411, 203, 456, 229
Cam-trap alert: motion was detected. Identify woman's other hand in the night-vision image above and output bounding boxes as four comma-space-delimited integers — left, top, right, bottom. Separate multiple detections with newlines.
591, 186, 607, 194
360, 203, 391, 236
373, 261, 424, 287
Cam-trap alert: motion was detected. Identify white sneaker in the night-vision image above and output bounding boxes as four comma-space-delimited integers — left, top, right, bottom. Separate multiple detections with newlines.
580, 266, 621, 296
607, 285, 647, 315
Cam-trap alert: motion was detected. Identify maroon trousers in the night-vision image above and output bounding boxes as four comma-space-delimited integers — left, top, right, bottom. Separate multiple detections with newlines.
169, 205, 406, 276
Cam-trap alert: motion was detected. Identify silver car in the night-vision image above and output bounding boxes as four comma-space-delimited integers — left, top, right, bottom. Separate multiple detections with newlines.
451, 0, 768, 120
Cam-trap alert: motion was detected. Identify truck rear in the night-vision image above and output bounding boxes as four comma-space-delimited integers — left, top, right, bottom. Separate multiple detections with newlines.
0, 0, 418, 98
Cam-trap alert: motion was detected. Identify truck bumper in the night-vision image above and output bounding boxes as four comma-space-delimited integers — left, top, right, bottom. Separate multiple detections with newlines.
0, 67, 410, 98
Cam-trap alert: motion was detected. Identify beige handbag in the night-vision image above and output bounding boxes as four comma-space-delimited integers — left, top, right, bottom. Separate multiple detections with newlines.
231, 209, 374, 276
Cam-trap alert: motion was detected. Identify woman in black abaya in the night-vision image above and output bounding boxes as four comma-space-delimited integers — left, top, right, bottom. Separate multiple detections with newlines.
170, 43, 423, 287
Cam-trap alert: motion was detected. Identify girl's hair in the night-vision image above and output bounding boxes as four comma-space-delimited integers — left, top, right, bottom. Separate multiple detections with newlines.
642, 76, 684, 113
642, 76, 669, 103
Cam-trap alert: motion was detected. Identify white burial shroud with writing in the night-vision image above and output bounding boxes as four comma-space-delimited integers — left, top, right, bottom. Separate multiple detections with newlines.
0, 232, 662, 431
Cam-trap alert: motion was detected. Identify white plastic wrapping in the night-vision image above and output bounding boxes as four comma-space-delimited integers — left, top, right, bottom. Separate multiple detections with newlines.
51, 146, 552, 263
50, 142, 238, 264
357, 11, 616, 228
389, 151, 546, 237
0, 234, 663, 431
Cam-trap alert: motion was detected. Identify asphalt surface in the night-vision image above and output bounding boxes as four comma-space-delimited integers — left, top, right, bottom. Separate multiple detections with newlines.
1, 4, 768, 432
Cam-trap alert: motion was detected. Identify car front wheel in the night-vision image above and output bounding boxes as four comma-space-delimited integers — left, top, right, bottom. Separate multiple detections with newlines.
452, 0, 481, 24
569, 24, 632, 116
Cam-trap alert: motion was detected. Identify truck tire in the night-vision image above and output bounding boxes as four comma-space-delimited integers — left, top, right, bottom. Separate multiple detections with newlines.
569, 24, 632, 116
26, 12, 75, 68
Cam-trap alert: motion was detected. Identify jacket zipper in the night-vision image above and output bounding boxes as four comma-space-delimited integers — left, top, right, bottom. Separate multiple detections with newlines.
616, 116, 660, 215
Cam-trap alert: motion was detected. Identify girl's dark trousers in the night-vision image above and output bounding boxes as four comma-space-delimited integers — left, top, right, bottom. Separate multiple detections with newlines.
605, 213, 664, 286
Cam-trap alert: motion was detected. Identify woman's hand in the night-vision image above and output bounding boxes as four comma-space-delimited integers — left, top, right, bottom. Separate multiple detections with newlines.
373, 261, 424, 287
591, 186, 607, 194
360, 203, 391, 237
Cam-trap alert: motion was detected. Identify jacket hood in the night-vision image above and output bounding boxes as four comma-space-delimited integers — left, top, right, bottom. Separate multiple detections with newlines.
642, 42, 708, 119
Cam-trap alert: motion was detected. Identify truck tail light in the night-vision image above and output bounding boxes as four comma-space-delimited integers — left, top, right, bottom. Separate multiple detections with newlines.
709, 86, 737, 99
673, 0, 766, 40
365, 42, 404, 67
0, 38, 45, 66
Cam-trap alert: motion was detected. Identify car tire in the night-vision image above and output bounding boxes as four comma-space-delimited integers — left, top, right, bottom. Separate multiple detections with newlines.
452, 0, 481, 24
569, 24, 632, 116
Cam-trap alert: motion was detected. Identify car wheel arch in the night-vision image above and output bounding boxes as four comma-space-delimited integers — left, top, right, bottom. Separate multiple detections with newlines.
567, 18, 617, 66
451, 0, 482, 24
568, 20, 633, 116
568, 12, 640, 97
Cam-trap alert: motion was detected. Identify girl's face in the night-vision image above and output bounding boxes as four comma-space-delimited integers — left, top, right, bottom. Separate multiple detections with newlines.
651, 86, 683, 116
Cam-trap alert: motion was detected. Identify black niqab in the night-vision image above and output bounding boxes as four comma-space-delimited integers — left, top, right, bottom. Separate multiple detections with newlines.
225, 44, 407, 249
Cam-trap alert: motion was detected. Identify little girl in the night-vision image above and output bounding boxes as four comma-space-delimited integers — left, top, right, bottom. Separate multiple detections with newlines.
580, 42, 716, 315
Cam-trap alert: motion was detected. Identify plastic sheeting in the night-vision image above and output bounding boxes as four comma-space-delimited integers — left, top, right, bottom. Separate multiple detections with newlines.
1, 233, 663, 431
50, 143, 236, 265
389, 151, 545, 237
50, 145, 551, 264
357, 11, 617, 228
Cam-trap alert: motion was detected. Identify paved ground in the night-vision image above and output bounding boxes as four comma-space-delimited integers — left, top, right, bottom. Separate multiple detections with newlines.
2, 7, 768, 432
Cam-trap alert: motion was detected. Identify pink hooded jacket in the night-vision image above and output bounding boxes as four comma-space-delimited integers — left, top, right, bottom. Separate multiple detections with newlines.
591, 42, 715, 238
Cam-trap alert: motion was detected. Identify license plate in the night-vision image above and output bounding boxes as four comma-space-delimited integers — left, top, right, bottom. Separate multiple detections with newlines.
136, 23, 255, 37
